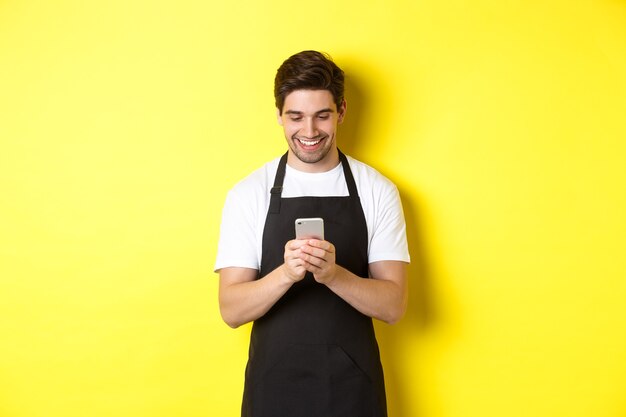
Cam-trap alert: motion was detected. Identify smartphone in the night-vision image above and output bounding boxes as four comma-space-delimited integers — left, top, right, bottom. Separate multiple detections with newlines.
295, 217, 324, 240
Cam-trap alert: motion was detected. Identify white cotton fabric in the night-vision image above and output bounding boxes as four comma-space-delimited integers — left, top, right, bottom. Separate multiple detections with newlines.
214, 154, 410, 272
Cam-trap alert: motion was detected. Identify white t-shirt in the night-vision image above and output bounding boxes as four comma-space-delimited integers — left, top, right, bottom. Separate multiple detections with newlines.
214, 154, 410, 272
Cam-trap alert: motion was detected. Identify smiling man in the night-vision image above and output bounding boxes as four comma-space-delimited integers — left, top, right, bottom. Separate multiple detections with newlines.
280, 89, 343, 170
215, 50, 410, 417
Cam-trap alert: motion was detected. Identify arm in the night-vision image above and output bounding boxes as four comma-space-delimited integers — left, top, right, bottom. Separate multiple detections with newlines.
218, 240, 310, 328
331, 260, 407, 324
299, 240, 408, 324
218, 266, 292, 328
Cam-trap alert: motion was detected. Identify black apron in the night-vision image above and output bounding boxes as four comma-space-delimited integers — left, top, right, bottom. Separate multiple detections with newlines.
241, 151, 387, 417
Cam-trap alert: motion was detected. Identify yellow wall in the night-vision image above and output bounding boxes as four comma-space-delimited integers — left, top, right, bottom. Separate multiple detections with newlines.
1, 1, 625, 416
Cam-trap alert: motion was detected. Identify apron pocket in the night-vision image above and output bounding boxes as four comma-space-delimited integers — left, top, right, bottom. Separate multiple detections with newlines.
253, 343, 325, 417
329, 344, 375, 417
249, 344, 375, 417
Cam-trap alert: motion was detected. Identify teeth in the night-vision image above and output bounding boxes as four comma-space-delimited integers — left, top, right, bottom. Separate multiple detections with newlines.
299, 139, 321, 146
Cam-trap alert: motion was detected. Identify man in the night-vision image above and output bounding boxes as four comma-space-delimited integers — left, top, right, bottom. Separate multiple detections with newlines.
215, 50, 410, 417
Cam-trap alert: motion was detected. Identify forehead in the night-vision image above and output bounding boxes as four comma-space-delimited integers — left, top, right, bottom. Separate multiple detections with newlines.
283, 89, 337, 113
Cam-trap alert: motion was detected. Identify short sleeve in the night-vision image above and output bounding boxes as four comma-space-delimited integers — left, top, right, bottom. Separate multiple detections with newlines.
214, 188, 260, 272
368, 182, 411, 264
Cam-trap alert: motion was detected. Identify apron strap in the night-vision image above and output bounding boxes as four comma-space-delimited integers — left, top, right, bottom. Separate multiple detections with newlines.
338, 149, 359, 198
268, 152, 288, 214
269, 150, 357, 214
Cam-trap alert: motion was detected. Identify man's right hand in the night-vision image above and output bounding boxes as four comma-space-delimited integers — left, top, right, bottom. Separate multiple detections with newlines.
219, 239, 309, 328
282, 239, 308, 282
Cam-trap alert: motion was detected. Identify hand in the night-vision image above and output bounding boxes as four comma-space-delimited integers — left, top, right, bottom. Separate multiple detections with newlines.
298, 239, 337, 284
282, 239, 308, 282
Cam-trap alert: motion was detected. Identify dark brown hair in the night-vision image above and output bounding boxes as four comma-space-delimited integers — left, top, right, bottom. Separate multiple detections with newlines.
274, 50, 345, 114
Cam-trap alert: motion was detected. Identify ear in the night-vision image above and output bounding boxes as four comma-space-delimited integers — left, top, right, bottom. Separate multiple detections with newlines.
276, 108, 283, 126
337, 99, 347, 124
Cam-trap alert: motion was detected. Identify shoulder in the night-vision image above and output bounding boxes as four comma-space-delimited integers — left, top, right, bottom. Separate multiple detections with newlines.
344, 155, 410, 263
227, 156, 280, 200
345, 155, 399, 198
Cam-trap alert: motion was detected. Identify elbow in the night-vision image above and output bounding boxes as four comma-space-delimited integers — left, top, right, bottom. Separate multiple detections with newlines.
385, 316, 401, 326
221, 314, 243, 329
387, 283, 409, 324
383, 299, 408, 325
219, 290, 247, 328
222, 316, 241, 329
384, 308, 405, 325
219, 305, 244, 329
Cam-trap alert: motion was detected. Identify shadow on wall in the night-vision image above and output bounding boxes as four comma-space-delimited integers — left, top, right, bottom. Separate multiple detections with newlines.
340, 72, 439, 417
338, 72, 371, 161
384, 190, 437, 416
340, 70, 437, 329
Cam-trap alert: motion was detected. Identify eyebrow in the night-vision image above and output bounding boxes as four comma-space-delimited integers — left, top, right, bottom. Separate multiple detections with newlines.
284, 108, 334, 116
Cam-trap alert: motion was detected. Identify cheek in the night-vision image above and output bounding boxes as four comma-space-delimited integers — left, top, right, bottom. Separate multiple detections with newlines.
284, 126, 299, 137
321, 122, 336, 134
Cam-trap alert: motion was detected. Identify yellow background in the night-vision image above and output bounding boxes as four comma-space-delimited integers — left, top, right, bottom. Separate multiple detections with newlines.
1, 1, 625, 416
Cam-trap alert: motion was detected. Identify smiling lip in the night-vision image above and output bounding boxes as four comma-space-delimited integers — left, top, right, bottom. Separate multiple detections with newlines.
295, 136, 325, 149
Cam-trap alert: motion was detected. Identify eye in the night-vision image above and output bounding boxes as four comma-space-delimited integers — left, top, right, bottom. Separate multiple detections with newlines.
290, 117, 302, 122
317, 114, 330, 120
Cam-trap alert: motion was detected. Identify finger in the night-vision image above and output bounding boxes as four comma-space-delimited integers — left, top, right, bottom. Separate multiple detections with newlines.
300, 245, 327, 260
285, 250, 307, 274
303, 261, 323, 274
287, 254, 303, 266
286, 256, 307, 272
286, 239, 308, 251
300, 252, 325, 268
307, 239, 334, 253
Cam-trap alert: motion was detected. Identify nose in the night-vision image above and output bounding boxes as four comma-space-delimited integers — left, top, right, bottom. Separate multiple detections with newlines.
301, 118, 318, 138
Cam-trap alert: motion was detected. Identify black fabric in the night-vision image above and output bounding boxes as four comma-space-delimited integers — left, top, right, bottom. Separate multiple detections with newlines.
242, 150, 387, 417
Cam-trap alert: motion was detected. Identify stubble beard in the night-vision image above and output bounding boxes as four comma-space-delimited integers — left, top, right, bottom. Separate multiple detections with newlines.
289, 134, 333, 165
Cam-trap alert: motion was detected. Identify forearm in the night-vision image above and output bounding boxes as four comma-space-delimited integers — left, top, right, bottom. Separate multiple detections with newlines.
325, 265, 407, 324
219, 266, 294, 328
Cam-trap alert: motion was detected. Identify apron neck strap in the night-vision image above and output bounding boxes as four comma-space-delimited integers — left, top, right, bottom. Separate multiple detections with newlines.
268, 149, 358, 215
268, 152, 288, 214
338, 149, 359, 198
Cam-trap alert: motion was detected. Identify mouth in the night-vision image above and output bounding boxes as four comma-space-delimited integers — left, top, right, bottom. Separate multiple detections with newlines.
295, 136, 325, 150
